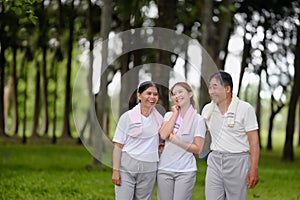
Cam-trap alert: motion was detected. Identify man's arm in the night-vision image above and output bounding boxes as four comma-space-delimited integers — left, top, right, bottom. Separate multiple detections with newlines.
246, 130, 260, 188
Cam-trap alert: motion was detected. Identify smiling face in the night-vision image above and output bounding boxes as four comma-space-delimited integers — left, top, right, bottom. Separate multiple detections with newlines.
171, 85, 192, 108
137, 86, 159, 109
208, 77, 228, 105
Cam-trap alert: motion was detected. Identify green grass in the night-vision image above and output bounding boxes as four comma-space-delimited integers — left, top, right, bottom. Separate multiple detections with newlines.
0, 143, 114, 200
247, 147, 300, 200
0, 139, 300, 200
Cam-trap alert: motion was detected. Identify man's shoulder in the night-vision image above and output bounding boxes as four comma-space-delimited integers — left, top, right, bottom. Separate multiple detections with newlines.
237, 99, 255, 112
238, 99, 253, 107
202, 102, 213, 111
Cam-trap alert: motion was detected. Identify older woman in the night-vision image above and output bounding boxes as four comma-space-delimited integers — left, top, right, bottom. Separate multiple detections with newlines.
112, 81, 163, 200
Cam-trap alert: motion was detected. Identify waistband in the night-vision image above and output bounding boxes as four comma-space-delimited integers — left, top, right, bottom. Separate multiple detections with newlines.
210, 151, 249, 157
120, 152, 158, 173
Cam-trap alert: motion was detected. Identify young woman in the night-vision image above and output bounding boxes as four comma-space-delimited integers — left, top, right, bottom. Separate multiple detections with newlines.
112, 81, 163, 200
157, 82, 206, 200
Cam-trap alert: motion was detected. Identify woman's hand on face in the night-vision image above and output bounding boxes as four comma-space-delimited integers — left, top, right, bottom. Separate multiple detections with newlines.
112, 170, 121, 186
171, 105, 180, 113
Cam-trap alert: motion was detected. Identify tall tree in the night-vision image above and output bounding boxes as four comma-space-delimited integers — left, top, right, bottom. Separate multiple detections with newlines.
265, 15, 291, 150
85, 0, 111, 170
21, 47, 34, 143
298, 99, 300, 146
283, 24, 300, 161
198, 0, 217, 110
39, 0, 50, 135
156, 0, 177, 110
117, 0, 135, 115
11, 42, 19, 134
197, 0, 237, 110
31, 61, 41, 138
51, 0, 64, 143
0, 37, 7, 137
0, 1, 10, 137
62, 0, 75, 138
254, 22, 270, 148
31, 1, 50, 139
236, 0, 298, 155
0, 0, 39, 138
267, 94, 285, 150
237, 26, 251, 97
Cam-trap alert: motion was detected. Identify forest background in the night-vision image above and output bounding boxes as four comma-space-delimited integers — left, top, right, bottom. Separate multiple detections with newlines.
0, 0, 300, 199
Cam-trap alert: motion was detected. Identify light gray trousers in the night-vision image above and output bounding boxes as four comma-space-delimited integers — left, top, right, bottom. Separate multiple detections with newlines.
115, 152, 157, 200
205, 151, 250, 200
157, 170, 196, 200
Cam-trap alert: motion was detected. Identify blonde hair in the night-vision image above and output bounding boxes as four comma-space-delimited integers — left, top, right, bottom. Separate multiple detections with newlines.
170, 82, 195, 107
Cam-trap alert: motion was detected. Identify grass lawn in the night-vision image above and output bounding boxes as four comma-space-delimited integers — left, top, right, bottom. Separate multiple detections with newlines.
0, 137, 300, 200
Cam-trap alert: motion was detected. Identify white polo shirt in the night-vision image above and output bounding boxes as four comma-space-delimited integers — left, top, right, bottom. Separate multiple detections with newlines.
202, 100, 258, 153
113, 112, 161, 162
158, 112, 206, 172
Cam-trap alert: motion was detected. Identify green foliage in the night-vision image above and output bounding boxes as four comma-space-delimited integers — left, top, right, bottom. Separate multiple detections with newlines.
0, 0, 40, 25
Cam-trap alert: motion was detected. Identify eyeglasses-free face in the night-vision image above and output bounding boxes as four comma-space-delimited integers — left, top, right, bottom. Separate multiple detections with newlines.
137, 86, 159, 107
171, 85, 192, 107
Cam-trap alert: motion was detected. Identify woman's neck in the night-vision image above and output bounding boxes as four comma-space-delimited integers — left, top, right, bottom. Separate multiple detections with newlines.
179, 104, 190, 118
141, 106, 151, 117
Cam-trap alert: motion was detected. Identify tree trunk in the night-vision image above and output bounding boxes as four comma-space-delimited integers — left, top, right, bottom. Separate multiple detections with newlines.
267, 112, 274, 150
0, 1, 9, 137
0, 44, 6, 137
42, 47, 49, 135
156, 0, 177, 111
221, 26, 234, 69
283, 25, 300, 162
199, 0, 215, 110
52, 54, 59, 144
255, 70, 262, 148
215, 0, 235, 69
131, 49, 143, 109
198, 0, 236, 109
267, 94, 285, 150
87, 0, 113, 170
53, 0, 63, 144
267, 96, 276, 151
298, 99, 300, 146
62, 0, 75, 138
12, 47, 19, 134
267, 96, 275, 151
32, 62, 41, 139
256, 26, 270, 149
86, 0, 98, 167
237, 33, 251, 97
119, 18, 132, 115
21, 51, 29, 144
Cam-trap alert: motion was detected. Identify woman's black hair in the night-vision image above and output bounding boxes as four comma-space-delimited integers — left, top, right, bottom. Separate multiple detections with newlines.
137, 81, 159, 94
